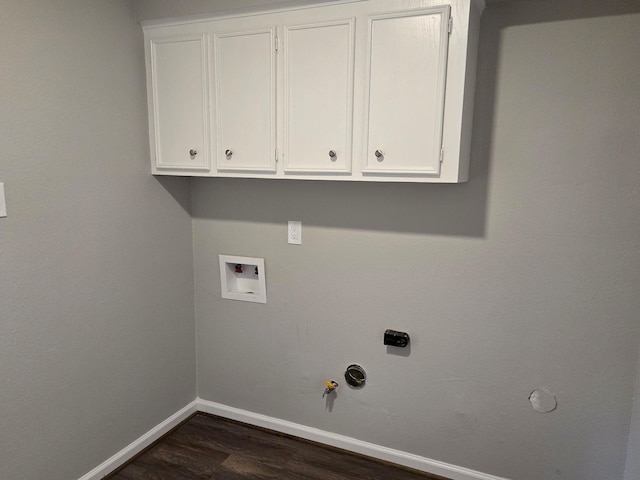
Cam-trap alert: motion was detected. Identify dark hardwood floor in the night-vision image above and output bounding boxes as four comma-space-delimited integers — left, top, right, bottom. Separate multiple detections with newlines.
105, 413, 450, 480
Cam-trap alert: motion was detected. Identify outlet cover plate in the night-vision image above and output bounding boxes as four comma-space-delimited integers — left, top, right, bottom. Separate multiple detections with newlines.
288, 221, 301, 245
0, 183, 6, 217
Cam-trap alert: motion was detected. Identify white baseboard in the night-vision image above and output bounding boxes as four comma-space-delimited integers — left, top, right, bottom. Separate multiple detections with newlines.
79, 398, 509, 480
196, 398, 510, 480
78, 400, 198, 480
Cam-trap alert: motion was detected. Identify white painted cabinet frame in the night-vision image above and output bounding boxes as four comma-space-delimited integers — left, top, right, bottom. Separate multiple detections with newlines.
143, 0, 485, 183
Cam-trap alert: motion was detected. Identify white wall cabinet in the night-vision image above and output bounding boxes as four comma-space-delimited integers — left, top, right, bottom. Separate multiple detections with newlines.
213, 28, 277, 172
143, 0, 484, 183
283, 19, 355, 174
363, 6, 450, 176
146, 35, 210, 172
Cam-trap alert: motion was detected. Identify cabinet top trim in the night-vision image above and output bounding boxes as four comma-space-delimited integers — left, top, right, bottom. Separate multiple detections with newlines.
140, 0, 485, 30
140, 0, 364, 29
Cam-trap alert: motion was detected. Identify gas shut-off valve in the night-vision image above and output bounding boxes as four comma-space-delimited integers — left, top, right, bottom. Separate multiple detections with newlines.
322, 380, 339, 398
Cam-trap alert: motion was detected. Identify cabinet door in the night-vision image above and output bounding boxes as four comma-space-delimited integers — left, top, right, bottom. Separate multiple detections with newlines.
283, 19, 354, 173
213, 28, 276, 172
149, 35, 209, 171
363, 6, 450, 176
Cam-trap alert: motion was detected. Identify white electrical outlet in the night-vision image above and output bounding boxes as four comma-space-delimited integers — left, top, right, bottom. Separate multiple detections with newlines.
288, 221, 301, 245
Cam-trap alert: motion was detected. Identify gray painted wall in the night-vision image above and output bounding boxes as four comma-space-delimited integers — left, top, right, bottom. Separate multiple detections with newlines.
0, 2, 195, 480
172, 1, 638, 479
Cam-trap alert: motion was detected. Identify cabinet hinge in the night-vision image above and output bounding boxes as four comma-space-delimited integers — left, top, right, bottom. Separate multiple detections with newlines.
275, 35, 279, 53
440, 146, 445, 164
448, 16, 453, 34
275, 148, 279, 162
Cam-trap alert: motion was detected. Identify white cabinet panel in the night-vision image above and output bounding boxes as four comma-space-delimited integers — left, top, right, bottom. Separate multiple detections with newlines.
213, 28, 276, 172
283, 19, 354, 174
149, 35, 209, 171
363, 6, 450, 176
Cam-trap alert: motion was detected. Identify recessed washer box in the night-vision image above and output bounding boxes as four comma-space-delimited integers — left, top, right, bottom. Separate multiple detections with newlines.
219, 255, 266, 304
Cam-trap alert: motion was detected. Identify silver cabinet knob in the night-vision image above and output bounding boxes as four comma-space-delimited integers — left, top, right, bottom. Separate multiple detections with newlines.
374, 149, 384, 158
328, 150, 337, 159
189, 149, 198, 157
225, 149, 233, 157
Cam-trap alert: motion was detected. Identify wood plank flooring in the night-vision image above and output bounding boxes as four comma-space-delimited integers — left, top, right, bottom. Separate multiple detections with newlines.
106, 413, 451, 480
